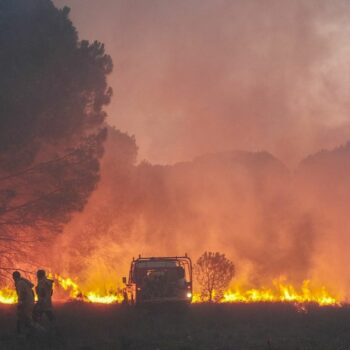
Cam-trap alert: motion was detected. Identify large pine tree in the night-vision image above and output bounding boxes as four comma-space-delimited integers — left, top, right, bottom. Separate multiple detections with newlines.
0, 0, 112, 276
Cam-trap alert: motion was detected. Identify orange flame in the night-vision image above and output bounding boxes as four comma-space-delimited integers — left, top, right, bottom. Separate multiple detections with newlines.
0, 275, 340, 306
193, 278, 339, 306
85, 293, 123, 304
50, 274, 122, 304
0, 289, 17, 304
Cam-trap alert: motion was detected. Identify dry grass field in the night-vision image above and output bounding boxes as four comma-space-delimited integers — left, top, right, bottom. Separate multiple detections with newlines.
0, 302, 349, 350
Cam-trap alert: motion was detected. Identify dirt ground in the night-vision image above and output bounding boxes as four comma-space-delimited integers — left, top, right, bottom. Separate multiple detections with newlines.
0, 302, 349, 350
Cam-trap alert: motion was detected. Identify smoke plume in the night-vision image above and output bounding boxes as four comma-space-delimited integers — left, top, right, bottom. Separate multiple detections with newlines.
45, 0, 350, 300
46, 128, 350, 300
54, 0, 350, 165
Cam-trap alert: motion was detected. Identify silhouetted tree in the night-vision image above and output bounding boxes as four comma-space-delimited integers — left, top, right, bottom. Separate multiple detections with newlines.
0, 0, 112, 278
195, 251, 235, 302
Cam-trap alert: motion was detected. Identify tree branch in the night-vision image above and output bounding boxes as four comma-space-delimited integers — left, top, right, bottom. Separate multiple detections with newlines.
0, 150, 78, 183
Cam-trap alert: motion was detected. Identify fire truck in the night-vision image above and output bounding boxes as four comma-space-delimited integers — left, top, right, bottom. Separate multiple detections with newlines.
122, 255, 193, 305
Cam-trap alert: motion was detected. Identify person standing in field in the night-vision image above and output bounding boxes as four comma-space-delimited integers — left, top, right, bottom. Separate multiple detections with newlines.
33, 269, 55, 324
12, 271, 35, 334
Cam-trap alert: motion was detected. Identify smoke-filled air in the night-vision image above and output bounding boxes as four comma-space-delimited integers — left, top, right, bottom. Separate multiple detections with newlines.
2, 0, 350, 306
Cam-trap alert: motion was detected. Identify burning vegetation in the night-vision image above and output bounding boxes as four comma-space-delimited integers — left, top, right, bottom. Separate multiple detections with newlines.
0, 252, 341, 308
0, 0, 349, 314
0, 274, 339, 307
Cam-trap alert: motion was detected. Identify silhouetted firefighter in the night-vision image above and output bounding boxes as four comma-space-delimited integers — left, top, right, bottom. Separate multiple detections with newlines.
12, 271, 35, 334
33, 270, 55, 323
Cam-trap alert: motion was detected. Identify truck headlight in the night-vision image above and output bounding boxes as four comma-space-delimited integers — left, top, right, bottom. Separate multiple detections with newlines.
186, 292, 192, 298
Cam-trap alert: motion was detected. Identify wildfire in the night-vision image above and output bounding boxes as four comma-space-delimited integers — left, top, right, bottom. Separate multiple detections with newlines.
0, 275, 340, 306
50, 274, 123, 304
0, 273, 123, 305
193, 279, 339, 306
53, 274, 81, 298
0, 289, 17, 304
85, 292, 123, 304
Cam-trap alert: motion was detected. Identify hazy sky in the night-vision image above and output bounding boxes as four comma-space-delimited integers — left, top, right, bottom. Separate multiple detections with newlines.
54, 0, 350, 165
46, 1, 350, 298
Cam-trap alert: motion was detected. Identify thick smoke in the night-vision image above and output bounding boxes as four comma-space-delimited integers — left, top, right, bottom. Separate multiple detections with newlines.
296, 143, 350, 299
48, 128, 350, 300
46, 0, 350, 299
54, 0, 350, 165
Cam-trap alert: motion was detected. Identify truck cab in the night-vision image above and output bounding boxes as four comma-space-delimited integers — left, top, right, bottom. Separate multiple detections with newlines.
123, 255, 193, 305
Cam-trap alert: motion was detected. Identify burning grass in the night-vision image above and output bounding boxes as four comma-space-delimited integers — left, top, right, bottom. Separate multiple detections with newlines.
50, 274, 124, 304
0, 289, 17, 305
221, 279, 338, 306
193, 278, 340, 306
0, 274, 340, 307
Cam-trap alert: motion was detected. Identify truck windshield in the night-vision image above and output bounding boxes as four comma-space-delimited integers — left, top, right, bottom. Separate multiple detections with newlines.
132, 260, 190, 284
